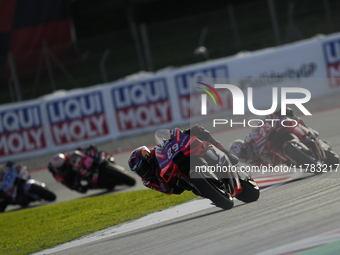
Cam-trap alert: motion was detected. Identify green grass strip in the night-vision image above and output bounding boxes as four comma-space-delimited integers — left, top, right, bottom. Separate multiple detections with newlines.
296, 240, 340, 255
0, 190, 197, 255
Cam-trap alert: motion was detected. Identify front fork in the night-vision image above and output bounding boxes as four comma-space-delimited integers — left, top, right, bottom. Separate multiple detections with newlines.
203, 146, 243, 197
303, 130, 328, 163
282, 124, 326, 164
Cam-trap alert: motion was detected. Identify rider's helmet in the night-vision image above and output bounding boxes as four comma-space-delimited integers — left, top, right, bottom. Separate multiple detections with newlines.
128, 146, 153, 178
194, 46, 209, 62
229, 139, 252, 163
51, 153, 69, 174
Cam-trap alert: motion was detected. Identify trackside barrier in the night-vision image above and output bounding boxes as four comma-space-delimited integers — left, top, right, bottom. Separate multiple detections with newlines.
1, 32, 340, 162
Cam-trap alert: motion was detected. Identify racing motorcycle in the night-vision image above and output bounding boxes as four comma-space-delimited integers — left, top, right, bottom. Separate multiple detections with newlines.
155, 128, 260, 210
0, 164, 56, 212
252, 116, 339, 171
67, 149, 136, 191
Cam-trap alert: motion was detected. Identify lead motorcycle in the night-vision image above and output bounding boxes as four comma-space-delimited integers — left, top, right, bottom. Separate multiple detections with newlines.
155, 128, 260, 210
0, 164, 56, 212
252, 115, 339, 171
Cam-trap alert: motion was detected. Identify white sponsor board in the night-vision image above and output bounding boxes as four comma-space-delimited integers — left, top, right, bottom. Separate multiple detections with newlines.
40, 87, 115, 154
227, 37, 328, 113
107, 74, 176, 136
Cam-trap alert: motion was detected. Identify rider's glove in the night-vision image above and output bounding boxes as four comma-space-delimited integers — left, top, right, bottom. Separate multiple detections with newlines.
48, 164, 57, 175
222, 149, 239, 165
6, 161, 14, 167
274, 107, 295, 118
184, 125, 212, 142
76, 185, 88, 194
0, 190, 7, 200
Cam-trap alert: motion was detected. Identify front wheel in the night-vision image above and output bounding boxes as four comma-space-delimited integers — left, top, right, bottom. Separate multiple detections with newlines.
29, 184, 56, 202
102, 163, 136, 187
325, 149, 340, 169
284, 143, 319, 167
189, 164, 234, 210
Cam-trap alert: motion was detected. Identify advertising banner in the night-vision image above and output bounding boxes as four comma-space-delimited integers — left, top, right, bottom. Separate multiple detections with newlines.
111, 77, 173, 132
45, 91, 109, 147
0, 102, 46, 158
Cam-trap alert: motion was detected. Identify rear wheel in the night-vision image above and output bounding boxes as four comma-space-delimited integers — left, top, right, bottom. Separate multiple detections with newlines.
236, 179, 260, 203
29, 184, 56, 202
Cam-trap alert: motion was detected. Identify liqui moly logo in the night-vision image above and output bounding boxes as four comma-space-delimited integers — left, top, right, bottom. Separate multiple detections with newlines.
111, 78, 172, 131
0, 105, 46, 156
198, 83, 312, 128
46, 92, 109, 145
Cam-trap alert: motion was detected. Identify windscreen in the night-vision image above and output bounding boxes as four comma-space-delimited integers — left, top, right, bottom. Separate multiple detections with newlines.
155, 129, 171, 150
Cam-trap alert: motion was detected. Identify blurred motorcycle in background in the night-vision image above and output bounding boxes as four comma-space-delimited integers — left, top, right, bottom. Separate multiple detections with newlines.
251, 116, 339, 171
0, 163, 56, 212
48, 146, 136, 193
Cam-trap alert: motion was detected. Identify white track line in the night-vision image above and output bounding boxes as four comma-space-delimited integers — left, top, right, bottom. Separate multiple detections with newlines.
33, 184, 280, 255
32, 198, 215, 254
255, 227, 340, 255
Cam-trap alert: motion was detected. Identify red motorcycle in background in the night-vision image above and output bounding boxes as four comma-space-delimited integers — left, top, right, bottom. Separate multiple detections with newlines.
69, 149, 136, 191
155, 128, 260, 210
252, 116, 339, 171
49, 147, 136, 193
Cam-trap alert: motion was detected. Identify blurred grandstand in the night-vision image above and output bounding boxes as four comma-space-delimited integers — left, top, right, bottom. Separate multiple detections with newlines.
1, 0, 340, 103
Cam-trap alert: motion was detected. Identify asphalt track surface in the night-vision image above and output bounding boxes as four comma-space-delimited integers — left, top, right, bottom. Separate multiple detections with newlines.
46, 174, 340, 255
20, 105, 340, 254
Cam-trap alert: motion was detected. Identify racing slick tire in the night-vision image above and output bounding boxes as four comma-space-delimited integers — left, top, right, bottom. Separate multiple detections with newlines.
29, 183, 56, 202
190, 157, 234, 210
235, 179, 260, 203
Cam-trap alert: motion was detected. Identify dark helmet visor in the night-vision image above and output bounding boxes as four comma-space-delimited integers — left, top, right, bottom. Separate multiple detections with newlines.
135, 159, 152, 178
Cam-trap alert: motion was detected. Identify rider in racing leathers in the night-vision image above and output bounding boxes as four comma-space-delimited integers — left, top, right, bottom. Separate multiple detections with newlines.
48, 145, 103, 193
128, 125, 239, 195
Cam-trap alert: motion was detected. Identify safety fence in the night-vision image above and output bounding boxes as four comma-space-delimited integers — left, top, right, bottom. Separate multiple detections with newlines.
1, 32, 340, 162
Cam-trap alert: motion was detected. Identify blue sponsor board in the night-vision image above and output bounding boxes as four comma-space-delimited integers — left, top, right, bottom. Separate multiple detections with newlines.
323, 39, 340, 87
111, 78, 172, 131
0, 104, 46, 156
